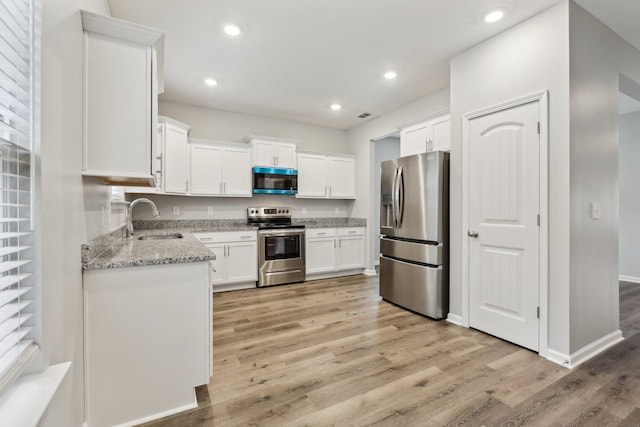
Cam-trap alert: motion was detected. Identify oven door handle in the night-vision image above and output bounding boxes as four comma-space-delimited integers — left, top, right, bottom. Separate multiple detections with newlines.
259, 231, 304, 237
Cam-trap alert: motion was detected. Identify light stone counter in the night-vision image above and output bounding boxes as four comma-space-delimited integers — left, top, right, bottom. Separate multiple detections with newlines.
81, 218, 365, 270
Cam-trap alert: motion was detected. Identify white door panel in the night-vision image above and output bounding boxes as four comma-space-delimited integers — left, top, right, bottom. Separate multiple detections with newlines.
469, 101, 539, 351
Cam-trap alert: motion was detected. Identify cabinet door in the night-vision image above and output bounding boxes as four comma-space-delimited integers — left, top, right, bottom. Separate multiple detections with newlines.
306, 238, 337, 274
400, 121, 429, 157
190, 144, 223, 195
275, 143, 297, 168
226, 242, 258, 283
327, 156, 356, 199
431, 115, 451, 152
223, 148, 252, 196
83, 33, 152, 180
297, 154, 327, 198
252, 141, 275, 167
163, 124, 190, 194
207, 244, 226, 286
337, 236, 364, 270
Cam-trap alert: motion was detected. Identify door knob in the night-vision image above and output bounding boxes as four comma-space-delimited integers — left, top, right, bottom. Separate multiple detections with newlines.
468, 230, 479, 238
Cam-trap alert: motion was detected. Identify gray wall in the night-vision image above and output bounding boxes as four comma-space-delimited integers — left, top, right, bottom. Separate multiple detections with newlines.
619, 111, 640, 282
39, 1, 117, 426
568, 1, 640, 352
159, 100, 349, 154
450, 2, 571, 354
449, 0, 640, 357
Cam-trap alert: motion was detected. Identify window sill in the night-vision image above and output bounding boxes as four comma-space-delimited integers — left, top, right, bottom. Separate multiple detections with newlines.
0, 362, 71, 427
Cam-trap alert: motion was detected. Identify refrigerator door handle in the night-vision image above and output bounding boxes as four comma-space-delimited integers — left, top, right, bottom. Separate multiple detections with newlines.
397, 166, 405, 228
392, 167, 399, 228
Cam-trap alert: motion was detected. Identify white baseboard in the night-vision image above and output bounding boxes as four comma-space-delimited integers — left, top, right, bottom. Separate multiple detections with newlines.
546, 330, 624, 369
212, 282, 255, 293
363, 269, 377, 276
446, 313, 464, 326
619, 275, 640, 284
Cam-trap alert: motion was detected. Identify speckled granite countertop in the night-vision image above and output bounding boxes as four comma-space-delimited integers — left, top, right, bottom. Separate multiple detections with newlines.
295, 218, 366, 228
82, 217, 366, 270
82, 229, 215, 271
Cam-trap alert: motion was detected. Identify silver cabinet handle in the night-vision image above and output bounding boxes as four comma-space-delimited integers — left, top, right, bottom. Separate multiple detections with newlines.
220, 182, 223, 193
185, 180, 189, 192
317, 232, 326, 236
468, 230, 479, 238
240, 235, 252, 239
325, 186, 327, 196
329, 187, 332, 197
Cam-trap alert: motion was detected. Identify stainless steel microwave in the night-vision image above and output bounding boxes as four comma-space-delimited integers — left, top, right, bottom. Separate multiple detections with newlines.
252, 167, 298, 195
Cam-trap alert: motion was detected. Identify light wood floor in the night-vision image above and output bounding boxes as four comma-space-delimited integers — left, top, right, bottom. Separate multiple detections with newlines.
140, 277, 640, 427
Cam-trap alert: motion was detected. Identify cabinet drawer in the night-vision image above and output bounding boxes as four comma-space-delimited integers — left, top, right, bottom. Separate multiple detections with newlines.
306, 228, 336, 238
337, 227, 364, 237
195, 230, 257, 243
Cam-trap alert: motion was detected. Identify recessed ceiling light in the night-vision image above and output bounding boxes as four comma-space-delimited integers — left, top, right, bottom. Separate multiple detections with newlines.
330, 103, 342, 111
484, 9, 504, 23
384, 71, 397, 80
204, 78, 218, 86
223, 24, 242, 36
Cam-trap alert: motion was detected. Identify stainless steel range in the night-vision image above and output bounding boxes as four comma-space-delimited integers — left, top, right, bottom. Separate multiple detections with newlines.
248, 207, 305, 287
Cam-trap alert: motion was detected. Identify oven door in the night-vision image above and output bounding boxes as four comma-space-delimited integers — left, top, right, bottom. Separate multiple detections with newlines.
258, 229, 305, 287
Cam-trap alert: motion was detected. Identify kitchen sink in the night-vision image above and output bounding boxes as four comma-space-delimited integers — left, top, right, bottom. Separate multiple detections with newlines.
137, 233, 184, 240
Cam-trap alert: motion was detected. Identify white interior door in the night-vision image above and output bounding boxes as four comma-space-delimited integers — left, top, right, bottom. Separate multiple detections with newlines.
468, 101, 540, 351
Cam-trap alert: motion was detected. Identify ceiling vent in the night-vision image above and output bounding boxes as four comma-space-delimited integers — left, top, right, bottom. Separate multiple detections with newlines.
358, 113, 371, 118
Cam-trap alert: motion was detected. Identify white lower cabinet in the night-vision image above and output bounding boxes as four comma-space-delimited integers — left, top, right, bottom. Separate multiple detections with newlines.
83, 262, 211, 427
195, 231, 257, 291
305, 227, 365, 279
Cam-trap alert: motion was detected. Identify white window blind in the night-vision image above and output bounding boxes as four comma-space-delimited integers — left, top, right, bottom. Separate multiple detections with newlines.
0, 0, 38, 391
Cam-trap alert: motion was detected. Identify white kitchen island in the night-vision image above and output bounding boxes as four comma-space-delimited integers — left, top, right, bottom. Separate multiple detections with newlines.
82, 232, 213, 427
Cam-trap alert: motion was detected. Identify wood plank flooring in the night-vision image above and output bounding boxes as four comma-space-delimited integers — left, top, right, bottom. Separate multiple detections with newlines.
140, 277, 640, 427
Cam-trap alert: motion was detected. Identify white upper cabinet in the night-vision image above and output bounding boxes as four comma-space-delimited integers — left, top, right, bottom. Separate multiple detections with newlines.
297, 153, 327, 197
244, 135, 297, 169
189, 139, 252, 197
297, 153, 356, 199
400, 114, 450, 157
160, 117, 191, 194
81, 11, 164, 186
327, 156, 356, 199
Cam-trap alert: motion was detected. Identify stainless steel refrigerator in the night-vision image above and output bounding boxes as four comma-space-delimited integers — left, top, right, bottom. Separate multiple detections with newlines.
379, 151, 449, 319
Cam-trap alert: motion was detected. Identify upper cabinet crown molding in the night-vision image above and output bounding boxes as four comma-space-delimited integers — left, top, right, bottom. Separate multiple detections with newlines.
159, 116, 191, 132
241, 134, 297, 145
80, 10, 165, 93
396, 109, 450, 131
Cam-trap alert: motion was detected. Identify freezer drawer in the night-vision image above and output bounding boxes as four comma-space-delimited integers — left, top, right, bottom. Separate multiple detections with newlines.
379, 255, 448, 319
380, 237, 442, 266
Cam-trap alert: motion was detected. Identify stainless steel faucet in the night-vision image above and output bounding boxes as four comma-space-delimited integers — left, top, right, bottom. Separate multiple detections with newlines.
127, 198, 160, 237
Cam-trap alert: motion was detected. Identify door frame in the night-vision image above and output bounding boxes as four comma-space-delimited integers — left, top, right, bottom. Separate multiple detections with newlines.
461, 90, 549, 357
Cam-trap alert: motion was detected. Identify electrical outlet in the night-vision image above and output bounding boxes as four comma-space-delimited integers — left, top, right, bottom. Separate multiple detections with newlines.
208, 207, 214, 216
302, 208, 307, 215
334, 207, 340, 214
173, 206, 180, 216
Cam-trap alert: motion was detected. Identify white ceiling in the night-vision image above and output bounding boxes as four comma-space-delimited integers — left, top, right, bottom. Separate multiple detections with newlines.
108, 0, 640, 130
